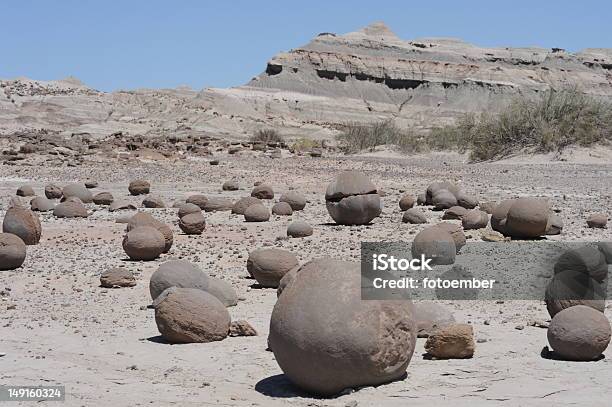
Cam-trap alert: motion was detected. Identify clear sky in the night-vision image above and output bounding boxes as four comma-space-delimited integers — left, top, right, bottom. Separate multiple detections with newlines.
2, 0, 610, 92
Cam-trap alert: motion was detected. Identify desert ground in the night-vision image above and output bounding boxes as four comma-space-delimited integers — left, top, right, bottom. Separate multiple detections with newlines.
1, 149, 611, 407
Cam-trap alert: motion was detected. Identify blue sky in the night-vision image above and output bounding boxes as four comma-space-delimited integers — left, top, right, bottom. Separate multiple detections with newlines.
2, 0, 610, 91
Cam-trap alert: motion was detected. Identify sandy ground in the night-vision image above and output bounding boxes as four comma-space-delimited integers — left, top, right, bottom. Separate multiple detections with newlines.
1, 152, 611, 406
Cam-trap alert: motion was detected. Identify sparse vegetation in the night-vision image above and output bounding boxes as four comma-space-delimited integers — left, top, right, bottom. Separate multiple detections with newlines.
336, 120, 425, 153
250, 128, 284, 144
290, 137, 323, 153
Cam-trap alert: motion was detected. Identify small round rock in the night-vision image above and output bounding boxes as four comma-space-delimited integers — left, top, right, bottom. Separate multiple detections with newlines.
244, 204, 270, 222
122, 226, 165, 261
399, 194, 416, 211
279, 191, 307, 211
287, 220, 313, 238
251, 184, 274, 199
0, 233, 27, 270
16, 185, 35, 197
128, 179, 150, 196
179, 212, 206, 235
247, 248, 299, 288
45, 184, 63, 199
587, 213, 608, 229
272, 202, 293, 216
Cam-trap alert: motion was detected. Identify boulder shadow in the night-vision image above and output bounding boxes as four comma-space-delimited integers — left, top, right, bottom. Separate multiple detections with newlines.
255, 374, 312, 398
540, 346, 605, 361
146, 335, 171, 344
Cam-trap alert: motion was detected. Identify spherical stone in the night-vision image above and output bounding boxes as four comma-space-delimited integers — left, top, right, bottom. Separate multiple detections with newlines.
426, 181, 459, 205
53, 201, 89, 218
126, 212, 173, 253
432, 189, 457, 211
206, 277, 238, 307
128, 179, 150, 195
178, 202, 202, 218
142, 195, 166, 208
547, 305, 611, 361
62, 183, 93, 203
287, 220, 313, 238
554, 246, 608, 283
269, 258, 417, 396
598, 242, 612, 264
402, 208, 427, 224
412, 226, 456, 265
251, 184, 274, 199
122, 226, 165, 261
149, 260, 210, 300
244, 204, 270, 222
279, 191, 307, 211
109, 200, 137, 212
424, 324, 475, 359
442, 206, 468, 220
433, 222, 466, 252
100, 267, 136, 288
185, 194, 208, 210
30, 196, 55, 212
325, 171, 377, 201
203, 197, 234, 212
179, 212, 206, 235
546, 213, 564, 235
2, 207, 41, 245
232, 197, 261, 215
272, 202, 293, 216
505, 198, 549, 238
456, 191, 479, 209
93, 192, 114, 205
417, 193, 427, 206
587, 213, 608, 229
462, 210, 489, 230
222, 180, 239, 191
45, 184, 63, 199
16, 184, 35, 197
247, 248, 298, 288
399, 194, 416, 211
0, 233, 27, 270
154, 287, 230, 344
490, 199, 516, 235
413, 302, 456, 338
326, 194, 382, 225
545, 269, 606, 318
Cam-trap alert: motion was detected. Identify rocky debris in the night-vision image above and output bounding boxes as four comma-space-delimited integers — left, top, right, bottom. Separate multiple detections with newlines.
150, 260, 209, 300
44, 184, 63, 199
247, 248, 298, 288
2, 207, 42, 245
287, 220, 313, 238
16, 184, 35, 197
547, 305, 611, 361
244, 204, 270, 222
206, 277, 239, 307
203, 197, 234, 212
279, 191, 307, 211
325, 171, 381, 225
505, 198, 550, 238
232, 197, 261, 215
587, 213, 608, 228
128, 179, 150, 196
412, 226, 456, 265
271, 202, 293, 216
481, 230, 508, 242
93, 192, 114, 205
178, 202, 202, 218
399, 194, 416, 210
251, 184, 274, 200
269, 258, 417, 396
154, 287, 230, 344
413, 302, 456, 338
53, 201, 89, 218
100, 267, 136, 288
185, 195, 208, 210
402, 208, 427, 224
442, 206, 468, 220
109, 200, 137, 212
0, 233, 27, 270
122, 226, 165, 261
229, 320, 258, 337
462, 209, 489, 230
222, 180, 239, 191
545, 213, 564, 235
30, 196, 55, 212
179, 212, 206, 235
62, 183, 93, 203
142, 195, 166, 208
425, 324, 475, 359
127, 212, 173, 253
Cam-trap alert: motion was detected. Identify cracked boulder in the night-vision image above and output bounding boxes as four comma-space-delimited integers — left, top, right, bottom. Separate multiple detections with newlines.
325, 171, 381, 225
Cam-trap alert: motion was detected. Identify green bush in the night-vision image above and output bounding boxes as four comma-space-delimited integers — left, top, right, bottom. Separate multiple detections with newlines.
336, 120, 425, 153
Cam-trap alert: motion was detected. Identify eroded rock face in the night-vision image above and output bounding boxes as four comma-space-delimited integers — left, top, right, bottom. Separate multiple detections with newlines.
0, 233, 27, 270
547, 305, 611, 361
325, 171, 381, 225
269, 258, 417, 396
2, 207, 42, 245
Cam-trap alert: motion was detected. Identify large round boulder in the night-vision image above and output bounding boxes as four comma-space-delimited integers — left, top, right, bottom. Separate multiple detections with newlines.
2, 207, 41, 245
433, 222, 466, 252
269, 258, 417, 396
411, 226, 456, 265
16, 185, 35, 197
287, 220, 313, 238
62, 183, 93, 203
222, 180, 240, 191
154, 287, 230, 344
442, 206, 468, 220
206, 277, 239, 307
544, 269, 606, 318
399, 194, 416, 211
128, 179, 150, 196
244, 204, 270, 222
179, 212, 206, 235
432, 189, 457, 211
45, 184, 63, 199
100, 267, 136, 288
149, 260, 209, 300
456, 191, 479, 209
462, 210, 489, 230
272, 202, 293, 216
426, 181, 459, 205
232, 197, 261, 215
109, 200, 137, 212
30, 196, 55, 212
587, 213, 608, 229
505, 198, 549, 238
127, 212, 173, 253
251, 184, 274, 199
122, 226, 165, 261
93, 192, 114, 205
0, 233, 27, 270
325, 172, 381, 225
53, 201, 89, 218
185, 195, 208, 210
247, 248, 298, 288
402, 208, 427, 224
547, 305, 611, 361
279, 191, 307, 211
142, 195, 166, 208
203, 197, 234, 212
490, 199, 515, 235
178, 202, 202, 218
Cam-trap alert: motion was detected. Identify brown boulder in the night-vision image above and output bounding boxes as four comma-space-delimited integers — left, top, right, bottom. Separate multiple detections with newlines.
2, 207, 41, 245
425, 324, 475, 359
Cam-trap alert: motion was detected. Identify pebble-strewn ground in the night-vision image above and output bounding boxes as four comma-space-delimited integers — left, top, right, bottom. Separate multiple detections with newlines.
1, 152, 611, 406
